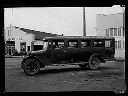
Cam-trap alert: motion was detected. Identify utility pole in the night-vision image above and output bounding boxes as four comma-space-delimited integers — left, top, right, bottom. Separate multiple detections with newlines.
83, 7, 86, 36
122, 5, 125, 35
11, 8, 13, 25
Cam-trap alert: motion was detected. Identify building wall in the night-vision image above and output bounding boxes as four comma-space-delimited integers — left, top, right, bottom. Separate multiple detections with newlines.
5, 25, 58, 54
96, 13, 125, 58
5, 25, 35, 53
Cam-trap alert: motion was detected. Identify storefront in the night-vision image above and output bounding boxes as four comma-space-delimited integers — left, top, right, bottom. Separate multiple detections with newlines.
6, 41, 15, 55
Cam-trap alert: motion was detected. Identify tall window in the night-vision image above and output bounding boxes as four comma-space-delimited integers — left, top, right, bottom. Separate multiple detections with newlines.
8, 30, 9, 36
115, 41, 117, 49
106, 29, 109, 37
110, 28, 113, 37
123, 40, 125, 49
123, 28, 125, 36
114, 28, 117, 36
118, 40, 121, 49
118, 28, 121, 36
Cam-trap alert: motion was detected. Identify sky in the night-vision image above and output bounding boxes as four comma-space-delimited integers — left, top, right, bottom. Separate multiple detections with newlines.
4, 6, 124, 36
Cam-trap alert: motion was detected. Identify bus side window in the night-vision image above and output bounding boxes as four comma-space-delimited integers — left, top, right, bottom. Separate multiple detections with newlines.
68, 40, 78, 48
81, 40, 91, 48
94, 40, 103, 47
105, 40, 111, 47
53, 40, 64, 49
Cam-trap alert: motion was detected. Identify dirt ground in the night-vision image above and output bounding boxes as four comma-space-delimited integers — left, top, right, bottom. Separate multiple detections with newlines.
5, 58, 126, 93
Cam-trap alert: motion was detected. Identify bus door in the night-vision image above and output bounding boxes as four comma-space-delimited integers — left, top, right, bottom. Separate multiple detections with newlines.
92, 39, 106, 57
50, 40, 66, 62
104, 39, 115, 58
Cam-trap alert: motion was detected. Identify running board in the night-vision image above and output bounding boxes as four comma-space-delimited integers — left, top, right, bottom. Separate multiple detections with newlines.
52, 62, 89, 66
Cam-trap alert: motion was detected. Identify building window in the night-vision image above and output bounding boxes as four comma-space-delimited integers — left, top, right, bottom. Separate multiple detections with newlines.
8, 30, 9, 36
123, 28, 125, 36
106, 29, 109, 37
118, 28, 121, 36
114, 28, 117, 36
118, 40, 121, 49
115, 41, 117, 49
110, 28, 113, 37
123, 40, 125, 49
27, 46, 30, 51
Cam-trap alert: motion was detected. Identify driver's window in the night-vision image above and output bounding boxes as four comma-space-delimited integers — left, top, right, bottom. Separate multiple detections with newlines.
48, 41, 52, 48
53, 40, 64, 49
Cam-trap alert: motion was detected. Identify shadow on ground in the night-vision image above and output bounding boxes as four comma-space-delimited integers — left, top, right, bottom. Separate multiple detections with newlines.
36, 64, 122, 76
38, 67, 88, 75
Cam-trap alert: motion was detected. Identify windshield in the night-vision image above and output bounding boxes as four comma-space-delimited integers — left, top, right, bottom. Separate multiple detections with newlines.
43, 41, 48, 50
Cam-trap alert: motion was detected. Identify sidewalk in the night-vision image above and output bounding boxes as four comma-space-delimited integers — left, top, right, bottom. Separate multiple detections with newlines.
115, 57, 125, 61
5, 55, 23, 58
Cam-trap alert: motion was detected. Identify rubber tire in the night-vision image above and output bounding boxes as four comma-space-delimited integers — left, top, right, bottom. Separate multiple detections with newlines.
88, 57, 100, 70
23, 59, 40, 76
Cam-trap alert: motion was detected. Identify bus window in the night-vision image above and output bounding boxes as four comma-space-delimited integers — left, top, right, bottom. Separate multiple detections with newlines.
94, 40, 103, 47
105, 40, 112, 48
53, 40, 64, 49
68, 40, 78, 48
81, 40, 91, 48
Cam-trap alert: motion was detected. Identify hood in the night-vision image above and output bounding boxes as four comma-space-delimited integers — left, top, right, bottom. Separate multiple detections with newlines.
31, 50, 46, 55
27, 50, 46, 56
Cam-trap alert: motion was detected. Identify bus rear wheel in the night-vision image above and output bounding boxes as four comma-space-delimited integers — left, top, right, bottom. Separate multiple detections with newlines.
88, 57, 100, 70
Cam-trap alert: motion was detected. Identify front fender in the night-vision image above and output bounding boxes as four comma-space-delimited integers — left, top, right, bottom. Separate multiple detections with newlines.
21, 55, 45, 68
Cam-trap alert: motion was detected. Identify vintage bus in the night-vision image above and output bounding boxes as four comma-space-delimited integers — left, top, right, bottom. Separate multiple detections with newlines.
21, 36, 115, 75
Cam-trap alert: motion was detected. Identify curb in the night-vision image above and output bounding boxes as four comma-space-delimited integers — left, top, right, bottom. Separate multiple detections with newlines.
5, 56, 23, 58
115, 57, 125, 61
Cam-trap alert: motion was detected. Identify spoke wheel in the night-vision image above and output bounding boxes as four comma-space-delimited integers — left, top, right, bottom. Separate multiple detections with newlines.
88, 57, 100, 70
23, 59, 40, 76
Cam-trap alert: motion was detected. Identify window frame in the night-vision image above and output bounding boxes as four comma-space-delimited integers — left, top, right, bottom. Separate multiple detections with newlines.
93, 39, 103, 47
52, 39, 65, 49
114, 28, 117, 36
118, 40, 121, 49
67, 40, 78, 48
110, 28, 113, 37
106, 29, 109, 37
115, 41, 117, 49
80, 39, 91, 48
118, 28, 121, 36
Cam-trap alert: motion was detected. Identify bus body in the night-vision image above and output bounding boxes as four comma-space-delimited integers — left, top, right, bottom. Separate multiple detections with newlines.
21, 36, 115, 75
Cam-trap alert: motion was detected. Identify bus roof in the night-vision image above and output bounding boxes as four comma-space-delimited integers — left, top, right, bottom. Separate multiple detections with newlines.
43, 36, 115, 40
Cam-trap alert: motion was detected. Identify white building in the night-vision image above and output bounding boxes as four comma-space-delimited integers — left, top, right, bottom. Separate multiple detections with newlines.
5, 25, 59, 55
96, 13, 125, 58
